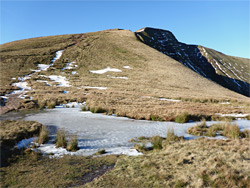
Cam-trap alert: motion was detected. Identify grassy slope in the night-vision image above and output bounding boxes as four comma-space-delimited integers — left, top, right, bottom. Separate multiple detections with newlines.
0, 29, 249, 119
85, 138, 250, 188
200, 46, 250, 83
135, 27, 249, 97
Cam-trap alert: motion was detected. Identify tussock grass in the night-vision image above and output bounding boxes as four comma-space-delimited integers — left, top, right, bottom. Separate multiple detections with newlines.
86, 138, 250, 188
66, 135, 79, 152
187, 121, 249, 139
36, 126, 49, 144
151, 136, 164, 150
166, 127, 183, 143
222, 123, 240, 139
55, 130, 67, 148
95, 149, 107, 155
175, 112, 190, 123
90, 106, 107, 113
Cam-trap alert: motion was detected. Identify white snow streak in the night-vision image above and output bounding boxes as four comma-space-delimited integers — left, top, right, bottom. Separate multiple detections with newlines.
90, 67, 122, 74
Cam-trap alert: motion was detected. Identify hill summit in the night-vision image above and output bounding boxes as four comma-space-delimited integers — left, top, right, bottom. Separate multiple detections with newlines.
0, 27, 249, 119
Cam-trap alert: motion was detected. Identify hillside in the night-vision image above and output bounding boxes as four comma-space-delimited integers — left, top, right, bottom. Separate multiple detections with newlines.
135, 27, 250, 97
0, 28, 249, 119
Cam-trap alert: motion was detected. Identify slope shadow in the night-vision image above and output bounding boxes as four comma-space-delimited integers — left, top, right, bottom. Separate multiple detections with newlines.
135, 31, 249, 97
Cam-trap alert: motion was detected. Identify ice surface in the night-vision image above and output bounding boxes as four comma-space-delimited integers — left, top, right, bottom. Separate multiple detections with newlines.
15, 107, 249, 157
16, 137, 36, 149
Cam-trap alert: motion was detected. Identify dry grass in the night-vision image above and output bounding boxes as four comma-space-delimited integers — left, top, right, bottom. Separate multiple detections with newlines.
36, 126, 49, 144
67, 135, 79, 152
0, 120, 42, 146
1, 29, 249, 118
55, 130, 67, 148
85, 138, 250, 188
0, 153, 118, 188
187, 121, 249, 139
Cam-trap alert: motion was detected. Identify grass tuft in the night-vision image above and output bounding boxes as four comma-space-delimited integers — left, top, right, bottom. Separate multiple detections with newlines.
175, 112, 189, 123
66, 135, 79, 152
56, 130, 67, 148
95, 149, 107, 155
36, 126, 49, 144
166, 127, 181, 142
151, 136, 163, 150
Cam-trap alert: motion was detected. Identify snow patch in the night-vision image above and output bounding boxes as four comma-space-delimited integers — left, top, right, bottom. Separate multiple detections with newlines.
215, 113, 249, 118
62, 61, 77, 70
90, 67, 122, 74
37, 64, 51, 71
123, 66, 132, 69
47, 75, 70, 87
158, 98, 181, 102
84, 86, 107, 90
51, 50, 63, 63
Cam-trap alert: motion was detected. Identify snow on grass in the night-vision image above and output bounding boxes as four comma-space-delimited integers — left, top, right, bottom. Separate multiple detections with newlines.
71, 71, 77, 75
140, 96, 181, 102
107, 75, 128, 79
37, 64, 50, 71
36, 80, 51, 86
51, 50, 63, 63
62, 61, 77, 70
123, 66, 132, 69
105, 147, 143, 156
11, 81, 32, 95
158, 98, 181, 102
56, 102, 84, 108
215, 113, 249, 118
219, 102, 230, 105
46, 75, 70, 87
83, 86, 107, 90
16, 137, 37, 149
90, 67, 122, 74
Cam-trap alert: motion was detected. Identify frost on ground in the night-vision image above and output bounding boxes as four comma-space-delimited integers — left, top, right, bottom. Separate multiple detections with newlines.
107, 75, 128, 79
215, 113, 249, 118
90, 67, 122, 74
158, 98, 181, 102
62, 61, 77, 70
44, 75, 70, 87
83, 86, 107, 90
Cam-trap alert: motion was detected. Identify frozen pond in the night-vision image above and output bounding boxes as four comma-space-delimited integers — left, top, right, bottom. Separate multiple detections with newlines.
2, 106, 250, 156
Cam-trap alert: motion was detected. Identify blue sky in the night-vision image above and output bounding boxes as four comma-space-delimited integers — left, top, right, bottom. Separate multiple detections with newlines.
1, 1, 249, 58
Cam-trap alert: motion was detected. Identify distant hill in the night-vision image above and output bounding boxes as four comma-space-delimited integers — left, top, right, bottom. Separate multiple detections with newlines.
135, 27, 249, 97
0, 28, 249, 119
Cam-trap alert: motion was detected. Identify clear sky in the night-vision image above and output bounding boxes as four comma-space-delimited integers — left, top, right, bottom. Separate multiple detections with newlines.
1, 1, 249, 58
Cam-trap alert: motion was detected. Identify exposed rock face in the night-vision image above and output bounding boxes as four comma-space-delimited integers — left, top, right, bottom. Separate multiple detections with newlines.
135, 27, 249, 96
